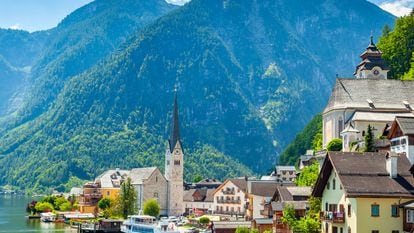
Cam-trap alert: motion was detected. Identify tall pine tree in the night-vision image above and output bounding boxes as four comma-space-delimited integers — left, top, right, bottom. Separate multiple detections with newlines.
364, 124, 375, 152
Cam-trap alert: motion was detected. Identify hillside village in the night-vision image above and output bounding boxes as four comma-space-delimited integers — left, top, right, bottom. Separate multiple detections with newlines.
28, 36, 414, 233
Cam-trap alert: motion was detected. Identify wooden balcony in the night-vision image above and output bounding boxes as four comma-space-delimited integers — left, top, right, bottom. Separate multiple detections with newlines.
320, 211, 345, 223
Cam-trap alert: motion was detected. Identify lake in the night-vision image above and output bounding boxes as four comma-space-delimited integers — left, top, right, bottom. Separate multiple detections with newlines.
0, 196, 76, 233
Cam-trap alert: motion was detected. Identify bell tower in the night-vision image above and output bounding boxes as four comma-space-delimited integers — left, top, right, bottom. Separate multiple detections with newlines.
354, 36, 390, 79
164, 93, 184, 216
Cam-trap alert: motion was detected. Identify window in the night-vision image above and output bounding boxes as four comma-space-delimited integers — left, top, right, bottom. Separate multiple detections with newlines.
333, 179, 336, 190
348, 227, 351, 233
167, 160, 170, 165
407, 209, 414, 223
327, 181, 330, 190
338, 117, 343, 136
392, 231, 399, 233
391, 205, 399, 217
154, 192, 158, 198
325, 202, 329, 211
107, 191, 110, 196
155, 176, 158, 182
340, 227, 343, 233
174, 160, 180, 165
348, 204, 351, 217
372, 231, 379, 233
371, 204, 380, 217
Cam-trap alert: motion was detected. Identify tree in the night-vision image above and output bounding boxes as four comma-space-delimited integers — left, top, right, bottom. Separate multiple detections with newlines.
143, 198, 160, 217
35, 202, 54, 212
281, 197, 321, 233
296, 162, 319, 187
117, 177, 137, 219
192, 174, 203, 183
378, 13, 414, 79
364, 124, 375, 152
327, 138, 342, 151
98, 197, 113, 218
281, 204, 297, 230
235, 226, 250, 233
199, 216, 210, 226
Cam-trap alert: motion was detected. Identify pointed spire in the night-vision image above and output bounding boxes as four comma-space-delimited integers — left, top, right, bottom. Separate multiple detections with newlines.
169, 91, 181, 152
370, 34, 374, 46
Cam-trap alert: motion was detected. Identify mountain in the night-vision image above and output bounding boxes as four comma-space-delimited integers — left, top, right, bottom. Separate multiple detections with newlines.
0, 29, 47, 116
0, 0, 177, 130
0, 0, 395, 191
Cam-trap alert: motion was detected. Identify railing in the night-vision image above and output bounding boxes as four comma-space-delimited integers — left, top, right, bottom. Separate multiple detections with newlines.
217, 199, 241, 204
222, 189, 235, 195
320, 211, 345, 223
214, 210, 245, 215
80, 193, 102, 198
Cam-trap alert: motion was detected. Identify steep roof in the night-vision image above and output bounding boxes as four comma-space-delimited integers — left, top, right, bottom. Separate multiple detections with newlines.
213, 178, 248, 195
313, 152, 414, 198
250, 182, 280, 197
277, 186, 311, 201
396, 116, 414, 135
183, 189, 196, 202
324, 79, 414, 113
168, 93, 182, 152
129, 167, 158, 185
229, 178, 248, 192
354, 36, 389, 75
95, 169, 130, 188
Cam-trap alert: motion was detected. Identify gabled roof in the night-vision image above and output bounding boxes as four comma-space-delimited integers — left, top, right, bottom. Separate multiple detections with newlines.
95, 169, 130, 188
324, 78, 414, 113
312, 152, 414, 198
249, 182, 280, 197
213, 178, 247, 195
271, 201, 308, 211
395, 116, 414, 136
276, 186, 311, 201
129, 167, 159, 185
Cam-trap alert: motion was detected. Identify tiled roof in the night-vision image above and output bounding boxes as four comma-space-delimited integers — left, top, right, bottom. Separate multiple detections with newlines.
271, 201, 308, 211
205, 189, 215, 202
129, 167, 157, 185
228, 179, 247, 192
277, 186, 311, 201
95, 169, 130, 188
250, 182, 279, 197
183, 189, 196, 202
324, 79, 414, 113
351, 111, 414, 122
276, 166, 296, 171
313, 152, 414, 198
396, 116, 414, 135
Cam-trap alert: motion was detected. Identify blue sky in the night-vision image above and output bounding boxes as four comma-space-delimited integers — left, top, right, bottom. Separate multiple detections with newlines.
0, 0, 412, 32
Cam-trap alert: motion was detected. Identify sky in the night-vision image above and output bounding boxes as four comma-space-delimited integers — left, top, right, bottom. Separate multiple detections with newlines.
0, 0, 412, 32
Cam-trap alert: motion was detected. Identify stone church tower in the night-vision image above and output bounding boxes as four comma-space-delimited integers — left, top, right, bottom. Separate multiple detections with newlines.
164, 94, 184, 216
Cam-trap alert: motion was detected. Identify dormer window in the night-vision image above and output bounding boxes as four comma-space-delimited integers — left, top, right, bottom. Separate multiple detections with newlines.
367, 99, 375, 108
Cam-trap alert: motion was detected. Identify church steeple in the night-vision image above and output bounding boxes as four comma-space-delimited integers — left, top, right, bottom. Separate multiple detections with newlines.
169, 93, 181, 152
354, 35, 389, 79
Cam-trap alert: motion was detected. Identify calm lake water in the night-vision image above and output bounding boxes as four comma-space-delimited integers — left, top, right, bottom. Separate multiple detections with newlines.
0, 196, 76, 233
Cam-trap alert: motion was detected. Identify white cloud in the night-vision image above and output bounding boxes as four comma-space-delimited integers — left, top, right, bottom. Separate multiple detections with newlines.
9, 23, 21, 30
165, 0, 191, 6
379, 0, 414, 16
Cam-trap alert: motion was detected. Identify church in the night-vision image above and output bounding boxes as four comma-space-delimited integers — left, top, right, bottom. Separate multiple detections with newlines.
80, 94, 184, 216
322, 36, 414, 151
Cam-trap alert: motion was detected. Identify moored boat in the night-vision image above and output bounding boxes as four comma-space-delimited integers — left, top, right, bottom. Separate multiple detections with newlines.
122, 215, 180, 233
40, 212, 56, 222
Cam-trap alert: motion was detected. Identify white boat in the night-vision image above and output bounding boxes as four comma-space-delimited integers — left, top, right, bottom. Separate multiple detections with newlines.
40, 212, 56, 222
122, 215, 180, 233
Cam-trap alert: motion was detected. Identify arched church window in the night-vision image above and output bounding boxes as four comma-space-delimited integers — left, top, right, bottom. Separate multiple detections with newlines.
338, 117, 343, 136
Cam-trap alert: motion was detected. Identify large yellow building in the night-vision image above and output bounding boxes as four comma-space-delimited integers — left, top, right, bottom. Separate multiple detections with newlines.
313, 151, 414, 233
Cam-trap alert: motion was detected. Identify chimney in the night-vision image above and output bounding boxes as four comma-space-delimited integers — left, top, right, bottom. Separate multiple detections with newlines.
386, 152, 398, 178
